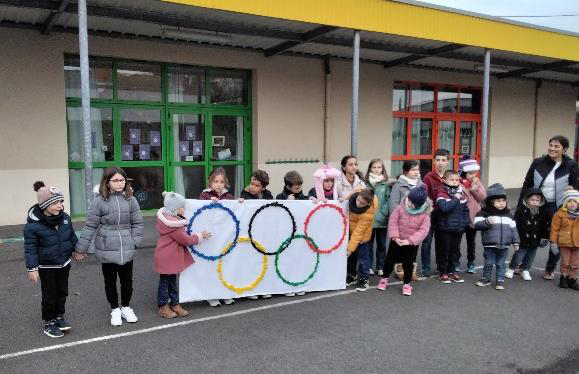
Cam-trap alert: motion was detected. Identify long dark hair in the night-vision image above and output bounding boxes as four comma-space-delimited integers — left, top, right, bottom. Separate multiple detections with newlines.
340, 155, 364, 180
99, 166, 133, 199
365, 158, 389, 181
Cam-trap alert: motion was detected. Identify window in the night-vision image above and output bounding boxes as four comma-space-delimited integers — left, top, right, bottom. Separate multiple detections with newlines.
65, 55, 251, 215
391, 81, 482, 176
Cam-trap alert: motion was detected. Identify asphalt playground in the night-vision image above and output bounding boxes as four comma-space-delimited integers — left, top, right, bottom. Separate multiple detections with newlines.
0, 216, 578, 374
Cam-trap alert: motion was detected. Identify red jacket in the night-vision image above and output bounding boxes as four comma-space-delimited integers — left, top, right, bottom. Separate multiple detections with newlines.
154, 209, 201, 275
423, 171, 445, 210
388, 199, 432, 246
198, 189, 234, 200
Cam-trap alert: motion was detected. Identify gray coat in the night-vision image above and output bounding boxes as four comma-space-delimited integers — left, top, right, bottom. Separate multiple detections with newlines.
389, 177, 423, 214
77, 192, 144, 265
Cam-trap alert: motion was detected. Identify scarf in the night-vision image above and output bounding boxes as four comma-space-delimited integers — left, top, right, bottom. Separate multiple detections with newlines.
460, 177, 472, 190
349, 193, 371, 214
400, 174, 418, 187
568, 209, 579, 220
367, 173, 385, 187
444, 183, 463, 196
324, 188, 334, 198
35, 205, 64, 227
404, 199, 429, 215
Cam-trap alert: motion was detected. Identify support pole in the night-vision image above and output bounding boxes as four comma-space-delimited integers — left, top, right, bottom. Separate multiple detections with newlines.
481, 49, 491, 183
78, 0, 93, 211
323, 56, 332, 164
351, 30, 360, 157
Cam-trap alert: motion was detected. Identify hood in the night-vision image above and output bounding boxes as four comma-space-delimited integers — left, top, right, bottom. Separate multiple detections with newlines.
522, 188, 546, 208
156, 208, 188, 235
27, 204, 64, 226
313, 166, 340, 200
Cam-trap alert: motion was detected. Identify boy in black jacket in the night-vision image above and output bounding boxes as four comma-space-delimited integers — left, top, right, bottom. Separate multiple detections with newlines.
240, 170, 274, 200
474, 183, 520, 290
506, 189, 549, 281
24, 182, 84, 338
276, 171, 309, 200
435, 170, 470, 284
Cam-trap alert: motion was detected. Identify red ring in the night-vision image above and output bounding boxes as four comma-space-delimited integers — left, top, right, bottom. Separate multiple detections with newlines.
303, 203, 348, 254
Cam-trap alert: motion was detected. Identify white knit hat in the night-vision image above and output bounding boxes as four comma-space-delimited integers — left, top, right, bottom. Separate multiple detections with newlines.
459, 155, 480, 173
162, 191, 186, 213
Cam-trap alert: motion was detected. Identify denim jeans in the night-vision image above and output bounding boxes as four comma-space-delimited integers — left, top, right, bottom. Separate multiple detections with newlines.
544, 202, 560, 273
157, 274, 179, 307
482, 247, 509, 283
508, 247, 538, 271
347, 241, 371, 280
420, 213, 439, 274
369, 228, 388, 271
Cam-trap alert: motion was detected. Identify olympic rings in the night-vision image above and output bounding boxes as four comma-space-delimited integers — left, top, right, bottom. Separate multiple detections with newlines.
248, 202, 297, 256
303, 203, 348, 254
274, 234, 320, 287
217, 237, 268, 294
187, 202, 240, 261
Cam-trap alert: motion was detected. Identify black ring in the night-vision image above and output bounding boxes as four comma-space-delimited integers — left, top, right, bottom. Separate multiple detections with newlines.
248, 202, 297, 256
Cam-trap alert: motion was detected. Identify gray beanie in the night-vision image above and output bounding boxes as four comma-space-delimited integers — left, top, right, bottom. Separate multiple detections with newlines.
162, 191, 186, 213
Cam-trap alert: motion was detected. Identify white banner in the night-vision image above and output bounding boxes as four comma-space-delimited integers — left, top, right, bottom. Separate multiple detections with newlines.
179, 199, 348, 302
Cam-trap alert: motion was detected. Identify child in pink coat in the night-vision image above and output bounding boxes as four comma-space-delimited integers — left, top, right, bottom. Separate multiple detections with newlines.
378, 186, 431, 296
155, 192, 211, 318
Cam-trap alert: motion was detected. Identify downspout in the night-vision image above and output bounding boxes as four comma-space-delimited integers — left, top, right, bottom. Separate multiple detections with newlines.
532, 79, 542, 158
323, 56, 331, 164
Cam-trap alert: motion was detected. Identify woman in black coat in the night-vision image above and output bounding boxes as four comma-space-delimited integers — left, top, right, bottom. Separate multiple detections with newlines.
518, 135, 579, 279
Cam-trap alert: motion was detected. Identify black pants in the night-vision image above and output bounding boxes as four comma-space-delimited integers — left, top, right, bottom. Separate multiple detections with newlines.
157, 274, 178, 307
102, 261, 133, 309
39, 265, 70, 322
437, 231, 463, 275
383, 240, 418, 284
370, 228, 388, 271
456, 227, 477, 266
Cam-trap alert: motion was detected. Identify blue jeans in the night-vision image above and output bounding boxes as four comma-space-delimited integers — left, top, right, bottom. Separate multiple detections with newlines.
508, 247, 538, 271
347, 241, 371, 280
369, 228, 388, 271
482, 247, 508, 283
420, 213, 439, 274
157, 274, 178, 307
544, 202, 560, 273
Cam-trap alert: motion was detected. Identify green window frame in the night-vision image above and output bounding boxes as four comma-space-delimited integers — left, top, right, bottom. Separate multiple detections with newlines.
65, 55, 252, 216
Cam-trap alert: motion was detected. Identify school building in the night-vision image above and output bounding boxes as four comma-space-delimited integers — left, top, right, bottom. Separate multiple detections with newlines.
1, 0, 578, 226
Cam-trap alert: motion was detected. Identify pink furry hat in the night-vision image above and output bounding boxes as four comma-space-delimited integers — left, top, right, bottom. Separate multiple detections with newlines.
313, 165, 341, 200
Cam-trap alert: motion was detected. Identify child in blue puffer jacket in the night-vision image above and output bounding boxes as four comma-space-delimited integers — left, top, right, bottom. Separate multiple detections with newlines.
24, 181, 85, 338
474, 183, 520, 290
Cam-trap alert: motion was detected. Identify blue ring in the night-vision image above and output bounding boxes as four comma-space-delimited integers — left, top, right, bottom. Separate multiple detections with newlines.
186, 202, 240, 261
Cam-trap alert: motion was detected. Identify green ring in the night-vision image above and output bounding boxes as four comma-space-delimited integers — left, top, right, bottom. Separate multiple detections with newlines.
274, 234, 320, 287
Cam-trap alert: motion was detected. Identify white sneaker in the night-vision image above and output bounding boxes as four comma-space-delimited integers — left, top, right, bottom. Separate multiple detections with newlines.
223, 299, 235, 305
296, 291, 306, 296
262, 294, 272, 299
368, 269, 375, 275
247, 295, 259, 300
207, 299, 221, 307
377, 270, 384, 276
110, 308, 122, 326
285, 292, 296, 297
505, 268, 515, 279
522, 270, 532, 281
120, 307, 138, 323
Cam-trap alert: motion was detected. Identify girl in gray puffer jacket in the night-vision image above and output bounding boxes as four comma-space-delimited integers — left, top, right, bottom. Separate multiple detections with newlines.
77, 167, 144, 327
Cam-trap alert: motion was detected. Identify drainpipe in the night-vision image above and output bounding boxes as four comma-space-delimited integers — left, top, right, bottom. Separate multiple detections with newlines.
323, 56, 332, 164
532, 79, 542, 158
481, 49, 491, 184
78, 0, 93, 212
351, 30, 360, 157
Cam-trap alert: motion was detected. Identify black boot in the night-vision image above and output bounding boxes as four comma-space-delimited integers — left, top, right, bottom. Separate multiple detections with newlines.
567, 277, 579, 290
559, 276, 568, 289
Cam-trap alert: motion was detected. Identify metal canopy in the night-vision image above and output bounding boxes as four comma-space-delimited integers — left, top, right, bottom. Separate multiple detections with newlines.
0, 0, 578, 83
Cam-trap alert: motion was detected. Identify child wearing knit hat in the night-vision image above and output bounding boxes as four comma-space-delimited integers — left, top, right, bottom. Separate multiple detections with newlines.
23, 181, 85, 338
549, 188, 579, 290
154, 192, 212, 318
377, 186, 432, 296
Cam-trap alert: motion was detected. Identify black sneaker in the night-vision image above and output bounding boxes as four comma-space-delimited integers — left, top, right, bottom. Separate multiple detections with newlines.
475, 279, 492, 287
56, 315, 71, 331
346, 274, 357, 286
356, 278, 369, 292
44, 320, 64, 338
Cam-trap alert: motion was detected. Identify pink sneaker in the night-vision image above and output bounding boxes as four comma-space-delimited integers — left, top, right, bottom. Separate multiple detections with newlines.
402, 284, 412, 296
377, 277, 388, 291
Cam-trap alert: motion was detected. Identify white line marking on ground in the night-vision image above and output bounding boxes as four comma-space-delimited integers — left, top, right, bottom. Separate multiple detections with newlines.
1, 264, 553, 361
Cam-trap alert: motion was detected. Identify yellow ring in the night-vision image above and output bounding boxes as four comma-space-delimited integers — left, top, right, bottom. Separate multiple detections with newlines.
217, 237, 268, 294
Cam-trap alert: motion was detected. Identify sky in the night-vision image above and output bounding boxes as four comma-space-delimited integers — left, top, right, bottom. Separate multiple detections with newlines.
421, 0, 579, 33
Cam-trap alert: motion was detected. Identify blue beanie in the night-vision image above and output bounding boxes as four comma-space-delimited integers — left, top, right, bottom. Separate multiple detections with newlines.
408, 186, 427, 207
